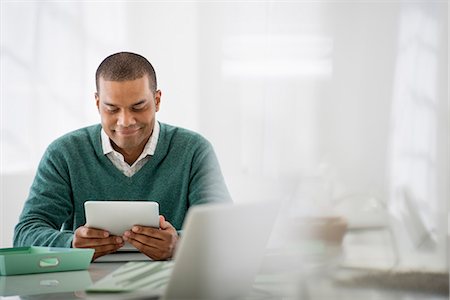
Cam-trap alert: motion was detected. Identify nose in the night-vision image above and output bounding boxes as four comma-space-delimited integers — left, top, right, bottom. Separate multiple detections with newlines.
117, 110, 136, 127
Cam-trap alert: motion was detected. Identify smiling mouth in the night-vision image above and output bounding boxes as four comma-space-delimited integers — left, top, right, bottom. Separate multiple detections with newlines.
114, 127, 141, 136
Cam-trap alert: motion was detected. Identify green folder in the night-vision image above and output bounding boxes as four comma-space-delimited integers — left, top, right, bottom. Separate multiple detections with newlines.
0, 246, 94, 276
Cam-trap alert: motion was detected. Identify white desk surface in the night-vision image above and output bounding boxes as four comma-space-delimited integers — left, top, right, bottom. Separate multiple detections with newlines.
0, 251, 448, 300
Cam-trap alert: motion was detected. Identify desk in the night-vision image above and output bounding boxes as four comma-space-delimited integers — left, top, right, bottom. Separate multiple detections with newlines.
1, 255, 448, 299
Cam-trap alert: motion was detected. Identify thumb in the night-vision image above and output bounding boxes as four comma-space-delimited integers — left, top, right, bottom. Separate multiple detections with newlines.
159, 215, 175, 230
159, 215, 167, 229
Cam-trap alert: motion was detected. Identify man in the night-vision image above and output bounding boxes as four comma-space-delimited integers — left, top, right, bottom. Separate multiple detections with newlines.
13, 52, 231, 261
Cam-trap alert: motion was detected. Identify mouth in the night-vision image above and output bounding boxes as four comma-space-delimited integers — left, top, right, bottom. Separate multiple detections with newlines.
114, 127, 141, 136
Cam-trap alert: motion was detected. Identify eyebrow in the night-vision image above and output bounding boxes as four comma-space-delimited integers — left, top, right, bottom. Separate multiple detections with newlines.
103, 99, 147, 107
132, 100, 147, 106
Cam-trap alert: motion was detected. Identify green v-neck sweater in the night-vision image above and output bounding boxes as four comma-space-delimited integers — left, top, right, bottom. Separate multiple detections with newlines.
13, 122, 231, 247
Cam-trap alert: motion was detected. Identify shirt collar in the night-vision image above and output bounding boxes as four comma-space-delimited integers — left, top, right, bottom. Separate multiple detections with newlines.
101, 121, 160, 157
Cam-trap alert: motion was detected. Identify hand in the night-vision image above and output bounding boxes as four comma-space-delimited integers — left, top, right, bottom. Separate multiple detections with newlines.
123, 215, 178, 260
72, 225, 124, 261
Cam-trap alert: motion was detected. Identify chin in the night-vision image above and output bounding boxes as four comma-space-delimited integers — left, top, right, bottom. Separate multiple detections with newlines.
116, 140, 140, 150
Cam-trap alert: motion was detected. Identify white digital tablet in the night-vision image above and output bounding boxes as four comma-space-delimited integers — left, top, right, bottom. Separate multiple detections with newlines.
84, 201, 160, 236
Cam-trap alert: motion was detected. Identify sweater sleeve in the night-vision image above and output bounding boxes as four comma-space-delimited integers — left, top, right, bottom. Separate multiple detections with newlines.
188, 138, 232, 205
13, 144, 74, 248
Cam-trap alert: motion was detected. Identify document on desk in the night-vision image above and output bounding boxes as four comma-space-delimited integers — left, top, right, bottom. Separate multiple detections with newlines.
86, 261, 174, 293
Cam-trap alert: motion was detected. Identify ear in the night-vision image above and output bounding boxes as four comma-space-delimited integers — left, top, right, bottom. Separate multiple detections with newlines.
95, 92, 100, 111
154, 90, 162, 112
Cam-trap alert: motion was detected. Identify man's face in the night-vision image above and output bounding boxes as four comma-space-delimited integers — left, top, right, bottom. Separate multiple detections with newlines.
96, 75, 161, 156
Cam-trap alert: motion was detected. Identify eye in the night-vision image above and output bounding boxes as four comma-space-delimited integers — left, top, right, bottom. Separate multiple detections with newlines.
132, 104, 146, 111
105, 105, 118, 113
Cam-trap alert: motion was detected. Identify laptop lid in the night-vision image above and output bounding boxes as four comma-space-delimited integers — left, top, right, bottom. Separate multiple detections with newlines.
163, 200, 279, 300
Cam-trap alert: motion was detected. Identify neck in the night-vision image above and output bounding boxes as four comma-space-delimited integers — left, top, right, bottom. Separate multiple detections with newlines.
122, 150, 141, 166
112, 139, 149, 165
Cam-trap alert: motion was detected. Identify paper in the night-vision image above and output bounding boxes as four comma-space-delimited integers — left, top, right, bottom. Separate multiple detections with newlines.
86, 261, 174, 293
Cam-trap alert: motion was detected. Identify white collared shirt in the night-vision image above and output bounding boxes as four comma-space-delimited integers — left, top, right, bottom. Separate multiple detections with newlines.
101, 121, 160, 177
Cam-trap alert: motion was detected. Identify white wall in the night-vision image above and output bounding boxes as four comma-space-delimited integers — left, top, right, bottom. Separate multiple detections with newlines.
1, 1, 447, 270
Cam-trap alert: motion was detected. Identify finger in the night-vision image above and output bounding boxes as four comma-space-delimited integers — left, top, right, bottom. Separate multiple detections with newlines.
92, 247, 121, 261
160, 219, 175, 231
74, 236, 123, 249
124, 228, 178, 261
87, 236, 124, 247
125, 238, 168, 260
131, 226, 165, 240
158, 216, 176, 231
81, 240, 124, 262
77, 226, 110, 238
126, 236, 160, 252
84, 243, 123, 258
123, 229, 163, 247
125, 232, 165, 249
131, 223, 176, 239
93, 243, 123, 253
80, 243, 122, 262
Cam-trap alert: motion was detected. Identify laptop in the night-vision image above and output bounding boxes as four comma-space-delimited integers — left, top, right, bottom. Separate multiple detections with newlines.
87, 200, 280, 299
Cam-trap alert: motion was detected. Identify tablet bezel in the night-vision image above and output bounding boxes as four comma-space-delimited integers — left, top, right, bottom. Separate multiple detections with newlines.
84, 201, 160, 236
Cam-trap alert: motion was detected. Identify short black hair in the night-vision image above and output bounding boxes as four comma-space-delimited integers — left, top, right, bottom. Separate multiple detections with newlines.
95, 52, 157, 93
